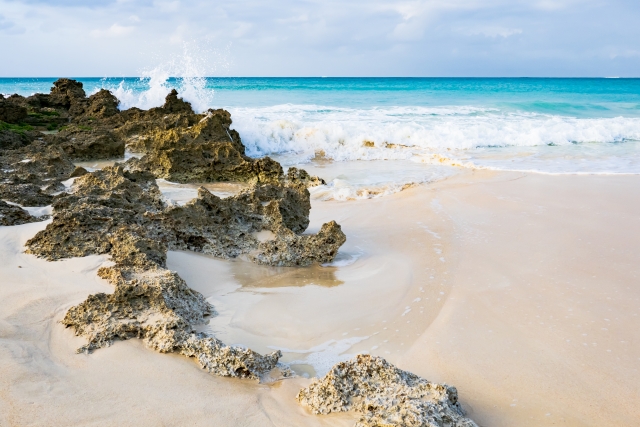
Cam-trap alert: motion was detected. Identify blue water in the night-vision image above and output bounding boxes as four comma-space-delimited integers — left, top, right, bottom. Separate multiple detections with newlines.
3, 77, 640, 117
2, 77, 640, 175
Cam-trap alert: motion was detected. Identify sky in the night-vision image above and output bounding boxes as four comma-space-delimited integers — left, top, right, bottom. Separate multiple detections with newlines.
0, 0, 639, 77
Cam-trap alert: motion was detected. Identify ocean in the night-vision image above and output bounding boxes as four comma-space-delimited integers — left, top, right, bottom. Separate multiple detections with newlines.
2, 77, 640, 199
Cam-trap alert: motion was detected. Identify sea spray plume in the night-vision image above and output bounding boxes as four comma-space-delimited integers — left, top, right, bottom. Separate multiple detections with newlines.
106, 41, 229, 112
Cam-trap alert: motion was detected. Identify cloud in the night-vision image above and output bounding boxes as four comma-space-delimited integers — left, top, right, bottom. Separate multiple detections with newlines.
469, 26, 523, 38
0, 0, 639, 76
0, 13, 25, 34
153, 0, 180, 13
90, 23, 135, 37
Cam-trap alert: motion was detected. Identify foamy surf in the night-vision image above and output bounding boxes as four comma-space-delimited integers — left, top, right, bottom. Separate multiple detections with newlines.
229, 105, 640, 162
283, 160, 459, 201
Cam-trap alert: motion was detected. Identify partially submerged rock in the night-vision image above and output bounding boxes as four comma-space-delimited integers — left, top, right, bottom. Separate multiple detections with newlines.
287, 166, 327, 188
297, 355, 477, 427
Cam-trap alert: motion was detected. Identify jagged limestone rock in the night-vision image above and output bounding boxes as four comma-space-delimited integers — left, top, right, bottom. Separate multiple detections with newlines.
78, 89, 120, 120
130, 111, 283, 184
26, 162, 344, 266
157, 183, 344, 266
0, 183, 53, 207
297, 355, 478, 427
45, 125, 125, 160
0, 143, 76, 186
287, 166, 327, 188
115, 89, 203, 141
251, 219, 345, 267
59, 221, 282, 380
0, 96, 28, 123
0, 200, 40, 226
25, 165, 164, 260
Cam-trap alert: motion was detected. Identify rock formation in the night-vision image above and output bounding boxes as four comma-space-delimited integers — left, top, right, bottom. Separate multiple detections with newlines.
0, 200, 41, 226
128, 107, 283, 184
1, 79, 476, 427
60, 225, 283, 380
297, 355, 477, 427
23, 160, 337, 379
5, 79, 344, 383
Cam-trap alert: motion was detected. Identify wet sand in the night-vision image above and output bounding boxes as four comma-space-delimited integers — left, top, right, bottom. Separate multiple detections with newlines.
1, 170, 639, 426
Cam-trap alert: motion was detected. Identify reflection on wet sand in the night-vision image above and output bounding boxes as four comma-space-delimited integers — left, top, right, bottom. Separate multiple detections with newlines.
230, 258, 344, 289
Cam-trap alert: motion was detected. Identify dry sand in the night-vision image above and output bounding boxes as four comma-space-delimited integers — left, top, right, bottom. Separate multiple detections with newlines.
1, 169, 639, 426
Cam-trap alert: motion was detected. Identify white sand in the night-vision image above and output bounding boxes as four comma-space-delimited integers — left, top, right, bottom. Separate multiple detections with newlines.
1, 170, 639, 426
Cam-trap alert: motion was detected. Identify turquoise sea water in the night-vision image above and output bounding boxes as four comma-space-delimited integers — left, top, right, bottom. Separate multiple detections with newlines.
2, 77, 640, 182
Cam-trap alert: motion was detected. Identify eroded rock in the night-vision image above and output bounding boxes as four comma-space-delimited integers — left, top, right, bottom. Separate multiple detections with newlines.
0, 143, 76, 186
57, 213, 283, 380
25, 165, 164, 260
0, 96, 28, 123
287, 166, 327, 188
45, 126, 125, 160
0, 183, 53, 207
297, 355, 477, 427
0, 200, 40, 226
158, 183, 344, 266
130, 111, 283, 184
15, 81, 347, 388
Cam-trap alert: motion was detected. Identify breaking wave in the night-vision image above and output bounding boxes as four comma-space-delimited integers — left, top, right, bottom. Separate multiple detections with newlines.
228, 104, 640, 162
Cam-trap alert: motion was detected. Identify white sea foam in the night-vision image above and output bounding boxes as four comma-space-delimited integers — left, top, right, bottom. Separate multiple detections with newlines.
283, 159, 458, 201
228, 105, 640, 166
98, 43, 221, 113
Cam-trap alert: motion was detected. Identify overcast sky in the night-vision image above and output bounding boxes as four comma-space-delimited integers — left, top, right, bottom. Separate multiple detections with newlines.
1, 0, 639, 77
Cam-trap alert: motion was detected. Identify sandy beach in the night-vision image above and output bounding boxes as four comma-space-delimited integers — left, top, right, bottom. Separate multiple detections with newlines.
1, 169, 638, 426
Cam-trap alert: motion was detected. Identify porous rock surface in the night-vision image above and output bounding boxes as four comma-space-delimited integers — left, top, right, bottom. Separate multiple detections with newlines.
14, 81, 345, 382
2, 80, 476, 427
0, 200, 40, 226
60, 226, 282, 380
297, 355, 478, 427
129, 107, 283, 184
24, 162, 335, 379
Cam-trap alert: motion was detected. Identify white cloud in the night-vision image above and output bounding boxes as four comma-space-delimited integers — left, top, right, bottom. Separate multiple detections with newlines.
232, 22, 252, 38
277, 14, 308, 25
0, 0, 638, 77
470, 26, 523, 38
91, 23, 135, 37
153, 0, 180, 13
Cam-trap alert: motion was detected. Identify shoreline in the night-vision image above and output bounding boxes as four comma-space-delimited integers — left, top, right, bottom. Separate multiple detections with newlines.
2, 169, 639, 425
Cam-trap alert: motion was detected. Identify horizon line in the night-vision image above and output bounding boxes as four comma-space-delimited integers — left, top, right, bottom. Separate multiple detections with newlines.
0, 76, 639, 79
